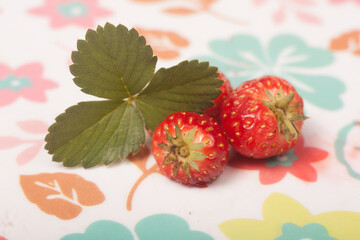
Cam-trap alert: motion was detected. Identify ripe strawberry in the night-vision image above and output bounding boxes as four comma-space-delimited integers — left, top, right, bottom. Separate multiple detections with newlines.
152, 111, 229, 187
203, 72, 233, 120
221, 75, 307, 159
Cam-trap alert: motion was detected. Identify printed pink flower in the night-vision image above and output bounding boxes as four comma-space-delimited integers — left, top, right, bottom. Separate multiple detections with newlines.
0, 63, 57, 107
252, 0, 321, 24
329, 0, 360, 4
0, 120, 48, 165
29, 0, 112, 28
228, 137, 329, 185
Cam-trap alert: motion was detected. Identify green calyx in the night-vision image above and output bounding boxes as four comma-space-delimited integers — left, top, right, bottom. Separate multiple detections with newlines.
261, 87, 308, 141
159, 125, 207, 178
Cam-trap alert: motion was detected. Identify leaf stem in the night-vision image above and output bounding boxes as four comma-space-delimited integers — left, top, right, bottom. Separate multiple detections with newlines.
126, 164, 159, 211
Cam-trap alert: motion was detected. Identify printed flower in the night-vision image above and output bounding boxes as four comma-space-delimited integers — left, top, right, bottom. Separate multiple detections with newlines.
137, 28, 190, 60
131, 0, 246, 25
0, 63, 57, 107
275, 223, 336, 240
228, 137, 328, 185
329, 0, 360, 4
335, 121, 360, 180
29, 0, 112, 28
330, 31, 360, 56
219, 193, 360, 239
61, 214, 214, 240
197, 34, 345, 110
253, 0, 321, 24
0, 120, 48, 165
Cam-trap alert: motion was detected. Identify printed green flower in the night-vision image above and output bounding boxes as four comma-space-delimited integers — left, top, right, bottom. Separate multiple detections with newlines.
198, 34, 345, 110
219, 193, 360, 240
335, 121, 360, 180
275, 223, 337, 240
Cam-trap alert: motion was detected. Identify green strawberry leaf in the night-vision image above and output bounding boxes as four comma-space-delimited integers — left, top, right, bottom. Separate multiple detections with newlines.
188, 160, 199, 171
45, 23, 222, 168
70, 23, 157, 99
45, 101, 145, 168
183, 127, 197, 144
135, 60, 222, 131
189, 143, 205, 151
189, 151, 208, 160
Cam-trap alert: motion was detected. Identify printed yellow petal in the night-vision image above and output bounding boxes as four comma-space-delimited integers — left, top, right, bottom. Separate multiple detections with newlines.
311, 211, 360, 240
263, 193, 311, 226
219, 219, 277, 239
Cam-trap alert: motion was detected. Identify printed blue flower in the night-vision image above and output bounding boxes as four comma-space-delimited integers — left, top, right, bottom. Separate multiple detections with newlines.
266, 149, 298, 168
275, 223, 337, 240
197, 34, 345, 110
0, 75, 32, 91
58, 2, 88, 18
61, 214, 214, 240
61, 220, 134, 240
135, 214, 214, 240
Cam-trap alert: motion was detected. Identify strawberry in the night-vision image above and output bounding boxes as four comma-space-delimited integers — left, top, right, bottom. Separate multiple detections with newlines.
203, 72, 233, 120
221, 75, 307, 159
152, 111, 229, 187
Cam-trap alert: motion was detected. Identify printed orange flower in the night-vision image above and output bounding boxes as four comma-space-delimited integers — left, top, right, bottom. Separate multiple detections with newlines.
330, 31, 360, 55
131, 0, 245, 25
20, 173, 105, 220
229, 137, 328, 185
137, 28, 189, 60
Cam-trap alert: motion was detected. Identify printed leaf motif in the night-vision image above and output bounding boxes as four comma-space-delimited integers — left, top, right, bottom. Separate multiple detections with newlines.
330, 31, 360, 55
136, 60, 221, 131
219, 193, 360, 240
17, 142, 43, 165
20, 173, 105, 220
17, 120, 48, 134
45, 101, 145, 168
163, 7, 197, 15
70, 23, 157, 99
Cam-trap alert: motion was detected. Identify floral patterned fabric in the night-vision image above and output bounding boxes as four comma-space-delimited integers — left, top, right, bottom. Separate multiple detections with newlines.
0, 0, 359, 239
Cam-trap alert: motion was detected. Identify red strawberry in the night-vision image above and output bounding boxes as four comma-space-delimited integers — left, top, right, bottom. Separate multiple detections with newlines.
221, 76, 307, 159
152, 111, 229, 187
203, 72, 233, 120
